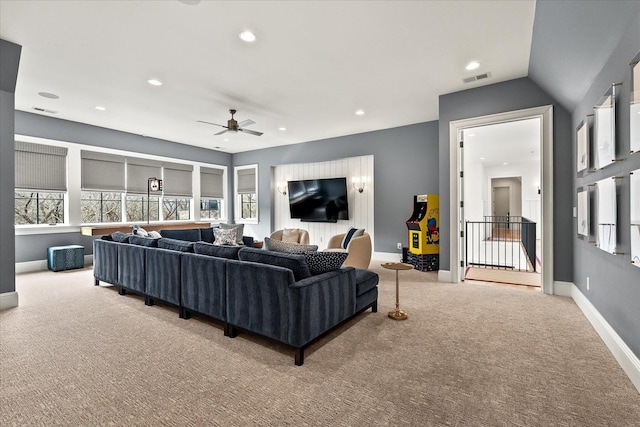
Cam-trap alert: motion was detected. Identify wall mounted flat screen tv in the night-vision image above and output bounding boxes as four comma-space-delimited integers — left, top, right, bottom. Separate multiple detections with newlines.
288, 177, 349, 222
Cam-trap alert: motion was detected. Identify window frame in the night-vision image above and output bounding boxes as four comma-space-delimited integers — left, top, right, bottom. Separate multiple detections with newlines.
234, 164, 258, 224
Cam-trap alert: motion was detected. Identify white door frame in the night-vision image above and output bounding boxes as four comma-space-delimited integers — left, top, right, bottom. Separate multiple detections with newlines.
448, 105, 554, 294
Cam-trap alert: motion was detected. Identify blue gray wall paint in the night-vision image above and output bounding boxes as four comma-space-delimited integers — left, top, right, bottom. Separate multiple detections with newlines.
13, 112, 233, 262
438, 77, 573, 281
233, 121, 439, 253
572, 11, 640, 359
0, 39, 21, 295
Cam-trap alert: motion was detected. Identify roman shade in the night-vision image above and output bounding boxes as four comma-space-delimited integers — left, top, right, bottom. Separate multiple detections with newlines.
237, 168, 256, 194
201, 167, 224, 198
15, 141, 68, 191
163, 162, 193, 197
81, 151, 126, 192
126, 158, 162, 194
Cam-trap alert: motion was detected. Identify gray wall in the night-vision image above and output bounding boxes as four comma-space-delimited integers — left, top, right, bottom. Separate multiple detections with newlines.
438, 77, 573, 281
572, 11, 640, 359
14, 112, 232, 262
233, 121, 439, 253
0, 39, 21, 295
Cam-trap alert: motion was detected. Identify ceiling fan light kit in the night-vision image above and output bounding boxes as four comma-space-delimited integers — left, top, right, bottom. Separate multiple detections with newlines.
197, 109, 263, 137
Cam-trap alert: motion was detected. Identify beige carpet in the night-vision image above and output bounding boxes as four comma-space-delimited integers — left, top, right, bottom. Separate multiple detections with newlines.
1, 263, 639, 426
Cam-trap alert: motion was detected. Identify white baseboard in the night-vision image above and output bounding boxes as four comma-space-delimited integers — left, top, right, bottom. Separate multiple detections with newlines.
0, 291, 19, 311
438, 270, 452, 282
373, 251, 403, 262
568, 283, 640, 393
553, 280, 573, 297
16, 255, 93, 274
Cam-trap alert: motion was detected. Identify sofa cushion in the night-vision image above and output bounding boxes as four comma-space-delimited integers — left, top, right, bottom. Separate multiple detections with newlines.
159, 228, 201, 242
354, 268, 379, 297
238, 247, 311, 281
200, 227, 215, 243
194, 242, 241, 260
220, 223, 244, 245
111, 231, 132, 243
341, 227, 365, 249
303, 251, 348, 275
213, 227, 238, 245
263, 237, 318, 253
157, 238, 195, 252
129, 235, 159, 247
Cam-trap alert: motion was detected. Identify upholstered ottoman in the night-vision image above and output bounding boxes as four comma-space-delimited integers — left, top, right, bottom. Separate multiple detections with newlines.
47, 245, 84, 272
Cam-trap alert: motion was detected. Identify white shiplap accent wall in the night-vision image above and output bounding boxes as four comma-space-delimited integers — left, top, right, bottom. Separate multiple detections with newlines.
273, 155, 374, 250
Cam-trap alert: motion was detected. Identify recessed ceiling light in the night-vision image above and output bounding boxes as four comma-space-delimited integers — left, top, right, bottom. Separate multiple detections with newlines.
147, 79, 163, 86
239, 31, 256, 42
279, 127, 287, 131
480, 157, 486, 160
355, 109, 365, 116
223, 138, 229, 142
38, 92, 59, 99
94, 106, 106, 111
466, 61, 480, 71
503, 162, 509, 165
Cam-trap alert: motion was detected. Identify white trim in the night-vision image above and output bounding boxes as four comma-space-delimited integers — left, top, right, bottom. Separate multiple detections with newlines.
0, 291, 19, 311
373, 251, 403, 262
570, 283, 640, 393
16, 255, 93, 274
449, 105, 554, 294
438, 269, 452, 282
553, 281, 573, 297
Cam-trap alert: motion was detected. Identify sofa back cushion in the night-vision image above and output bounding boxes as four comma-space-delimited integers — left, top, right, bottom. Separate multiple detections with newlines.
238, 247, 311, 281
129, 235, 159, 247
200, 227, 215, 243
157, 238, 195, 252
111, 231, 133, 243
194, 242, 241, 260
159, 228, 201, 242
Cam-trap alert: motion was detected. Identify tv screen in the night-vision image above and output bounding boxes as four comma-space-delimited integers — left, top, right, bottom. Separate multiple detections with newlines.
288, 177, 349, 222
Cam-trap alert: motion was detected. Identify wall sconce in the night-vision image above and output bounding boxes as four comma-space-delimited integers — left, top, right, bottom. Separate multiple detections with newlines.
352, 177, 366, 193
277, 184, 287, 196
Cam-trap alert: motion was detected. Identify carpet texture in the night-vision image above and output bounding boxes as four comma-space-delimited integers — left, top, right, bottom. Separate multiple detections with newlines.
1, 263, 639, 426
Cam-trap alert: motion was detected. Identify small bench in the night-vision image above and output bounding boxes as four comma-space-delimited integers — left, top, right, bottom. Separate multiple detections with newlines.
47, 245, 84, 272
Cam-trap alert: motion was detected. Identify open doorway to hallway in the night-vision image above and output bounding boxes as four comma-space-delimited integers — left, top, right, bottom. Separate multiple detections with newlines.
462, 118, 541, 288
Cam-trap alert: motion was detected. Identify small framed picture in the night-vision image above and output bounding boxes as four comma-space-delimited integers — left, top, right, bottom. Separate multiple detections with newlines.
148, 178, 163, 192
576, 120, 589, 174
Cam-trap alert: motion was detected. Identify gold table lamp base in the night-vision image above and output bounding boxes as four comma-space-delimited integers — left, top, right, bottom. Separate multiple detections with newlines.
388, 309, 408, 321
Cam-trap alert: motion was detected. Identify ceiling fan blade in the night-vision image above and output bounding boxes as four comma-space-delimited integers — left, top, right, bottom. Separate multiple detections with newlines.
237, 119, 255, 128
197, 120, 226, 128
239, 128, 263, 136
214, 129, 229, 135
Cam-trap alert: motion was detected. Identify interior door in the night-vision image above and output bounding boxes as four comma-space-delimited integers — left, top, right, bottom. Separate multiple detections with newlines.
494, 186, 510, 217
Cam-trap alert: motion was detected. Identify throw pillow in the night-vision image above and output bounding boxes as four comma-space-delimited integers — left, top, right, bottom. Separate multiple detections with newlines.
194, 242, 242, 259
264, 237, 318, 253
341, 227, 365, 249
304, 251, 349, 275
133, 225, 148, 237
157, 238, 195, 252
213, 227, 238, 246
220, 223, 244, 245
148, 230, 162, 239
282, 228, 301, 243
111, 231, 132, 243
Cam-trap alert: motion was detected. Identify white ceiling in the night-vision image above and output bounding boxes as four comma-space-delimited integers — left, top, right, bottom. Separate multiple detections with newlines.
0, 0, 536, 153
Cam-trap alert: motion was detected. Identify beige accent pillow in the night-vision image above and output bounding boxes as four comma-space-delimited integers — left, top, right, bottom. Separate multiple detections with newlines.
282, 228, 301, 243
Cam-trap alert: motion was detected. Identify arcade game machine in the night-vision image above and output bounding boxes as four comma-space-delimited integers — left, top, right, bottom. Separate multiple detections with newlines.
405, 194, 439, 271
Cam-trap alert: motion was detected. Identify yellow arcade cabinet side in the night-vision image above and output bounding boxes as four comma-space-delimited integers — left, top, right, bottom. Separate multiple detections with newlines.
405, 194, 439, 271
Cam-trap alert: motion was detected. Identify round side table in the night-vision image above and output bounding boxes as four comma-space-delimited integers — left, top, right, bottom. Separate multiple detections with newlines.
381, 262, 413, 320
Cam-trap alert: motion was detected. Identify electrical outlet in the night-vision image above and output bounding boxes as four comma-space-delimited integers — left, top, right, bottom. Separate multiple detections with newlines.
397, 242, 402, 250
587, 277, 590, 291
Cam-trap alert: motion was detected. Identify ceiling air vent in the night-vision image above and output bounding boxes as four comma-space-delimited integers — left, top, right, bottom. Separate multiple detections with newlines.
462, 72, 492, 84
32, 107, 58, 114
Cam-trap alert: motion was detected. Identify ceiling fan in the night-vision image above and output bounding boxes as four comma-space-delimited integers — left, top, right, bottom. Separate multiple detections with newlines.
197, 109, 263, 136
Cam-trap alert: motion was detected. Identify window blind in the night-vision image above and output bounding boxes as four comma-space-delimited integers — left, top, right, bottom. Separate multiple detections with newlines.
15, 141, 68, 191
237, 168, 256, 194
200, 167, 224, 198
126, 158, 162, 194
163, 162, 193, 197
81, 151, 126, 192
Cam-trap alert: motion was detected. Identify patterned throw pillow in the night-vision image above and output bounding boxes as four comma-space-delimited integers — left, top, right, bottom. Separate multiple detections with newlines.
264, 237, 318, 253
341, 227, 365, 249
304, 251, 349, 275
282, 228, 301, 243
220, 223, 244, 245
213, 227, 238, 246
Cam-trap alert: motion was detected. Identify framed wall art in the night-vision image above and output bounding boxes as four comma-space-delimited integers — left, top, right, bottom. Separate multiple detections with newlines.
576, 120, 589, 174
596, 177, 617, 254
630, 52, 640, 154
577, 188, 589, 238
594, 84, 617, 170
631, 169, 640, 268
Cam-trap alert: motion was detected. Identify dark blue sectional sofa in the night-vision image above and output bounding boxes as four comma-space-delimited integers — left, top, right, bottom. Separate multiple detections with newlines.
93, 228, 379, 365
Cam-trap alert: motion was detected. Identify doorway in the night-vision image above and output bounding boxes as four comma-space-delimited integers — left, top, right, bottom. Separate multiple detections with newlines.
448, 105, 554, 294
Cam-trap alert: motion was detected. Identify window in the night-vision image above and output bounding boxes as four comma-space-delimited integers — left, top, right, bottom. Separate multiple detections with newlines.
200, 198, 222, 220
162, 198, 191, 220
81, 191, 122, 223
200, 166, 225, 221
15, 191, 64, 225
125, 195, 159, 222
235, 165, 258, 222
15, 141, 68, 226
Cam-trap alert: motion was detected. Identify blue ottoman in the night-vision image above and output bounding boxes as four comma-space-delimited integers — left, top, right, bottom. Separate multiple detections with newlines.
47, 245, 85, 272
